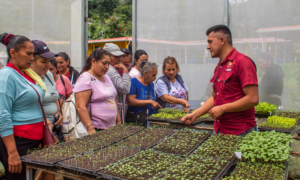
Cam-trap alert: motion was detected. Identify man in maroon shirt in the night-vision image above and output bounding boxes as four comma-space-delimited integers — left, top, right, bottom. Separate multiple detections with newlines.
181, 25, 259, 135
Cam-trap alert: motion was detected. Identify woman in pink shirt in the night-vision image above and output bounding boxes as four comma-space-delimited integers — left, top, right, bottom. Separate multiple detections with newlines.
74, 48, 121, 134
49, 57, 73, 103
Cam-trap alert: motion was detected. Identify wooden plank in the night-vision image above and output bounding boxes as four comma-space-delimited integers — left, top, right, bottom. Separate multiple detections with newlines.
26, 165, 102, 180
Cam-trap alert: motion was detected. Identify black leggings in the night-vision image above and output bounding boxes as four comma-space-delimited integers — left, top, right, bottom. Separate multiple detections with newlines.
0, 136, 41, 180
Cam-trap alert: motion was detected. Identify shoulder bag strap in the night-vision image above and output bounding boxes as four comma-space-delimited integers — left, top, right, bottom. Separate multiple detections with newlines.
44, 73, 53, 86
59, 75, 67, 98
26, 81, 47, 124
60, 75, 65, 86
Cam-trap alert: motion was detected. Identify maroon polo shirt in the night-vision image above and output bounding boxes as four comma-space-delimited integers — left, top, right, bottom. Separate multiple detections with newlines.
210, 48, 258, 135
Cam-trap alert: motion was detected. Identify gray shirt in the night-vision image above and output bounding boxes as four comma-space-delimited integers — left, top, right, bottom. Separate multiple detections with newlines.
42, 71, 59, 124
106, 65, 131, 122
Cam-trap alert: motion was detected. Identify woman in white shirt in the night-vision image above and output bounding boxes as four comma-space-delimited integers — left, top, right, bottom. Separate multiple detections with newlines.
128, 50, 148, 78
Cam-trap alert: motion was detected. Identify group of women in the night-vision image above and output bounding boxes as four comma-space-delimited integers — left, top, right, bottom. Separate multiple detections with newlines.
0, 33, 190, 180
0, 33, 79, 180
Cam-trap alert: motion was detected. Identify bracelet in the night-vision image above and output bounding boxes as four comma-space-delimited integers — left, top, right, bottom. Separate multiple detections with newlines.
86, 123, 93, 130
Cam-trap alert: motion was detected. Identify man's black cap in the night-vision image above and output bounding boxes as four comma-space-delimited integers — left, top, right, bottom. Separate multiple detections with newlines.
120, 48, 131, 55
32, 40, 56, 58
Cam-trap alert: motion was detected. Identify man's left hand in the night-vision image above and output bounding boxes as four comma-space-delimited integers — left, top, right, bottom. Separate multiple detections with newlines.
209, 106, 225, 119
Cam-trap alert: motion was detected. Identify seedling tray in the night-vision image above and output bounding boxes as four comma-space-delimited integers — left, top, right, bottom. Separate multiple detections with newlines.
153, 158, 231, 180
255, 112, 271, 118
21, 140, 105, 167
153, 133, 210, 157
98, 150, 183, 180
58, 163, 101, 177
147, 117, 169, 122
223, 161, 288, 180
21, 157, 58, 168
258, 126, 296, 134
167, 117, 214, 125
57, 146, 141, 176
82, 125, 144, 145
115, 128, 175, 150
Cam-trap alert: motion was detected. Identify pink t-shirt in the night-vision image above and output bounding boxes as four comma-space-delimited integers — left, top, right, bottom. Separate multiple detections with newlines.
73, 72, 117, 129
56, 75, 73, 99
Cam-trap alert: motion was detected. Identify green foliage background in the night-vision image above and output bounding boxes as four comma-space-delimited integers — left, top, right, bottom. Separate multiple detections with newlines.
88, 0, 132, 40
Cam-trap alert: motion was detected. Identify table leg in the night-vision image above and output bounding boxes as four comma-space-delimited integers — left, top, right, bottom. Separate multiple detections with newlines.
26, 166, 34, 180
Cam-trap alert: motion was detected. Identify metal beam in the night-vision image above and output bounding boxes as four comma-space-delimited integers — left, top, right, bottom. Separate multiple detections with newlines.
132, 0, 137, 62
84, 0, 88, 65
224, 0, 229, 26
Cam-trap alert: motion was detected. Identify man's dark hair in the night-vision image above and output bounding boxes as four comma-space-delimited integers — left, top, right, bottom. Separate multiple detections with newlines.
206, 25, 233, 46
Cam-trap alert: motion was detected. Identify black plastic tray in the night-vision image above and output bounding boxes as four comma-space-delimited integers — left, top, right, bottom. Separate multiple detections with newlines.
153, 133, 210, 157
167, 117, 214, 125
57, 146, 142, 176
153, 159, 231, 180
115, 129, 175, 150
255, 112, 271, 118
82, 126, 144, 146
296, 128, 300, 136
58, 163, 101, 178
98, 151, 184, 180
222, 160, 288, 180
258, 126, 296, 134
147, 117, 169, 122
21, 140, 105, 167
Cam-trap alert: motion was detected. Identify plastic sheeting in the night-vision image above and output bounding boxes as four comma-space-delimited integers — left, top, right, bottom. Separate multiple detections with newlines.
0, 0, 84, 70
136, 0, 300, 109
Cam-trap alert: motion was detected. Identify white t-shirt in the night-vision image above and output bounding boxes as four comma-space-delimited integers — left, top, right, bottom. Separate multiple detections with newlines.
155, 78, 188, 109
129, 67, 141, 79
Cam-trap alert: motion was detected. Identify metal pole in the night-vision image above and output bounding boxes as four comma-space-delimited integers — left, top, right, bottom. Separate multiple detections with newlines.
132, 0, 137, 62
84, 0, 88, 65
224, 0, 229, 26
26, 166, 33, 180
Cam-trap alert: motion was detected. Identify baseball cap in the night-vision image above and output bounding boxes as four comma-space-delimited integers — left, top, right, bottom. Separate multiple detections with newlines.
103, 43, 124, 56
120, 48, 131, 55
32, 40, 56, 58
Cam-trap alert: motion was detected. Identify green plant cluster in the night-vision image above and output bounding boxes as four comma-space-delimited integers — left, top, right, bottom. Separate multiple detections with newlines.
102, 149, 182, 180
255, 102, 278, 115
223, 162, 285, 180
260, 115, 296, 130
153, 129, 208, 156
158, 156, 228, 180
83, 124, 144, 145
88, 0, 132, 39
151, 108, 187, 119
23, 139, 104, 163
116, 128, 174, 149
151, 108, 210, 121
60, 146, 140, 172
239, 131, 293, 165
158, 108, 184, 114
193, 134, 242, 161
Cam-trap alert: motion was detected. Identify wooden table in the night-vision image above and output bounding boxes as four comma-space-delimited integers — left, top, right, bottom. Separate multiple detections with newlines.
26, 164, 104, 180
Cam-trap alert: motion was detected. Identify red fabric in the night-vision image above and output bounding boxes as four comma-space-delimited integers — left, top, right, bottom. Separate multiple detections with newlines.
13, 122, 44, 140
6, 62, 36, 84
210, 48, 258, 135
117, 69, 123, 76
7, 62, 43, 140
3, 34, 15, 46
65, 69, 70, 79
